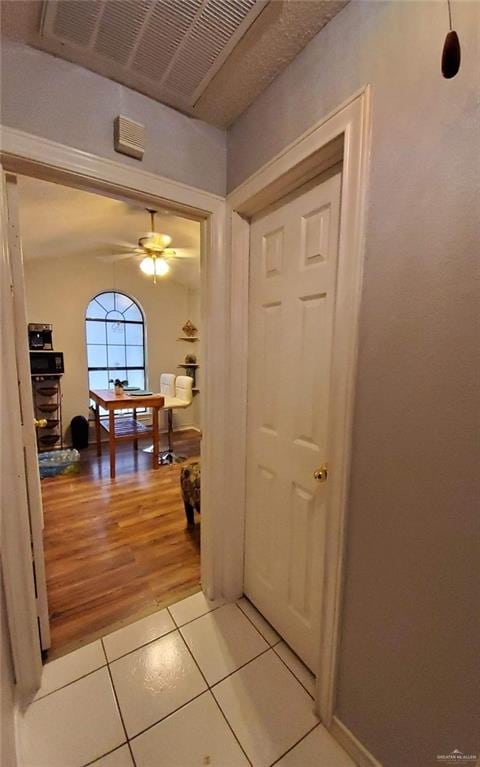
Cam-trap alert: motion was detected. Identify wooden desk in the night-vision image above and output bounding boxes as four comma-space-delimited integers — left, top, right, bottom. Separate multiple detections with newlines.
89, 389, 165, 479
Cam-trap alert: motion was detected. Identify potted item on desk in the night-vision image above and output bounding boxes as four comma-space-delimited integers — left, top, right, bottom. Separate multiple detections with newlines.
109, 378, 128, 395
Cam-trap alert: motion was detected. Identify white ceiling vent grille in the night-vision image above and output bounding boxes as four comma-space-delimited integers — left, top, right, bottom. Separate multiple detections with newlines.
133, 0, 203, 82
165, 0, 257, 98
95, 1, 151, 66
40, 0, 266, 110
52, 0, 102, 47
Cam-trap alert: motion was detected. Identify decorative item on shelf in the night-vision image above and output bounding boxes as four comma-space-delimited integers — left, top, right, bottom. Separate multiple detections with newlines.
178, 358, 198, 387
185, 353, 197, 364
182, 320, 198, 338
110, 378, 128, 395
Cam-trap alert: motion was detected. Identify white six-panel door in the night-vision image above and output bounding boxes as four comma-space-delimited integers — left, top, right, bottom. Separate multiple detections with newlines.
245, 172, 342, 671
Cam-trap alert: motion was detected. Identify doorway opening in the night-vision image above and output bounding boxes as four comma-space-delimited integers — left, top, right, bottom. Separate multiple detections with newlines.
17, 173, 204, 657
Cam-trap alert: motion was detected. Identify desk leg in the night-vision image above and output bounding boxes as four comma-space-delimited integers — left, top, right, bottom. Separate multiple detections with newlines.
133, 407, 138, 451
108, 410, 116, 479
152, 407, 159, 469
94, 406, 101, 456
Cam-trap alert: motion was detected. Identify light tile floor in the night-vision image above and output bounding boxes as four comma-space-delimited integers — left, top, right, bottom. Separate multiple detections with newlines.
18, 593, 355, 767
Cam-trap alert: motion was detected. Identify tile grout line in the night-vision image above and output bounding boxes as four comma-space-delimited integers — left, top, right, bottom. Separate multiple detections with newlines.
271, 644, 316, 701
235, 599, 280, 646
105, 597, 236, 666
180, 622, 273, 690
209, 690, 254, 767
105, 624, 178, 664
100, 637, 109, 665
33, 663, 108, 702
269, 722, 321, 767
176, 626, 254, 767
122, 643, 276, 745
81, 743, 131, 767
102, 638, 138, 767
126, 688, 209, 743
167, 598, 228, 630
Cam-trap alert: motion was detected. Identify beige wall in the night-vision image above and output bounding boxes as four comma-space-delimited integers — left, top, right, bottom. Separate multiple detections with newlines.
229, 2, 480, 765
24, 255, 201, 443
0, 39, 226, 196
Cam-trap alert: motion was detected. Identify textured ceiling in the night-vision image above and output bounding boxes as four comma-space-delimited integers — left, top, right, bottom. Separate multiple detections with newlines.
17, 176, 201, 288
1, 0, 349, 128
195, 0, 349, 126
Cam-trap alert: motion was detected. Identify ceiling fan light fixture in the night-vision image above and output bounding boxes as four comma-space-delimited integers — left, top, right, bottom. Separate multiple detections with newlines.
140, 255, 170, 277
138, 231, 172, 251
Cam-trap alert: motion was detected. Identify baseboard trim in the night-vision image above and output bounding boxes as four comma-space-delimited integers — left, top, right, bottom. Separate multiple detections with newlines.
330, 716, 382, 767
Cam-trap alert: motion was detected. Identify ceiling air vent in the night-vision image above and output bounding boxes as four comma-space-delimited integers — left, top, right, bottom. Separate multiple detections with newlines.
113, 116, 145, 161
39, 0, 266, 112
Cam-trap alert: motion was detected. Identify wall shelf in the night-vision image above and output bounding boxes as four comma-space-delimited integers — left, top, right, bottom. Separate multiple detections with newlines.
177, 336, 199, 342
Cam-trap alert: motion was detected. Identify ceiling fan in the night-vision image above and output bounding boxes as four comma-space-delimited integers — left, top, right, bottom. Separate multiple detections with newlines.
100, 209, 196, 283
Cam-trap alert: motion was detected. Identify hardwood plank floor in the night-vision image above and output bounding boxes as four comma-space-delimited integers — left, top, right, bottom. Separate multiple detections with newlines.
40, 429, 201, 658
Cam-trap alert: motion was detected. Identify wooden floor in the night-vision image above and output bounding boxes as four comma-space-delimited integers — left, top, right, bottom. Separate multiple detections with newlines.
40, 429, 201, 658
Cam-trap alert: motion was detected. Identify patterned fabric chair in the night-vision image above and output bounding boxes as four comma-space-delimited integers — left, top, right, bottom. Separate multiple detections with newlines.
180, 460, 201, 525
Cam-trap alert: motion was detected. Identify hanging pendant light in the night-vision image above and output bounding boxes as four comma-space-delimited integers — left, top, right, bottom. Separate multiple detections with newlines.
138, 210, 172, 283
442, 0, 461, 78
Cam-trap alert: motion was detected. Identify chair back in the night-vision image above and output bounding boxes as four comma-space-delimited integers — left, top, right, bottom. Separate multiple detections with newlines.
175, 375, 193, 404
160, 373, 176, 397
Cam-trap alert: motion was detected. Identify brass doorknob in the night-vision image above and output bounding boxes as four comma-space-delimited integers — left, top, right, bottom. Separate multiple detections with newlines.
34, 418, 47, 428
313, 463, 328, 482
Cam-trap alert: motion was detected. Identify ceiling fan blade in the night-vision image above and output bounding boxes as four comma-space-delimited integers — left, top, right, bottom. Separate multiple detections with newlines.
97, 239, 137, 249
164, 248, 198, 260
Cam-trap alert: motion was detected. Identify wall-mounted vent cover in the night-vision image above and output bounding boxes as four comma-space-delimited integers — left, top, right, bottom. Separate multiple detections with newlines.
114, 116, 145, 160
39, 0, 266, 112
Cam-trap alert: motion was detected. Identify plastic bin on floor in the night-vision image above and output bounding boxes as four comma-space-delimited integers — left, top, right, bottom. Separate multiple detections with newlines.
38, 449, 80, 478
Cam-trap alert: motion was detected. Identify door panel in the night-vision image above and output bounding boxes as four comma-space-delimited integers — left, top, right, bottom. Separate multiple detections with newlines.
245, 172, 341, 671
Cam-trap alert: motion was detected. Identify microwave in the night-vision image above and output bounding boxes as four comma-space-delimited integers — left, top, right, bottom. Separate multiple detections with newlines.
30, 351, 64, 376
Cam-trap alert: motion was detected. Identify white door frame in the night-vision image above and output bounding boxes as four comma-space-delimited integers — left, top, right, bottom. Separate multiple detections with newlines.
1, 166, 44, 705
0, 127, 227, 702
224, 86, 372, 725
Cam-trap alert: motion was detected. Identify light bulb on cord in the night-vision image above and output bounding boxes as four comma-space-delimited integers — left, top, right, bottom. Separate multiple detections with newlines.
140, 256, 170, 279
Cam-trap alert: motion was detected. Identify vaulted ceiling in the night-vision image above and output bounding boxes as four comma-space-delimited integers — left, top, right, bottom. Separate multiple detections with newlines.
1, 0, 349, 127
17, 175, 201, 288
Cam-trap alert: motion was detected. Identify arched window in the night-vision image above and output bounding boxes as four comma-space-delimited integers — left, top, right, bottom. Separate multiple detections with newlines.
85, 291, 146, 395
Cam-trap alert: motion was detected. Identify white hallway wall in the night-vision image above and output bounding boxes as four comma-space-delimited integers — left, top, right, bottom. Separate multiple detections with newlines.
24, 255, 201, 442
0, 39, 226, 196
228, 2, 479, 766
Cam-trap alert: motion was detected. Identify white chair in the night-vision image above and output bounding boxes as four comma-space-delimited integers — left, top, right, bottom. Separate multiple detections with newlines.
159, 374, 193, 464
160, 372, 176, 398
143, 373, 177, 456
